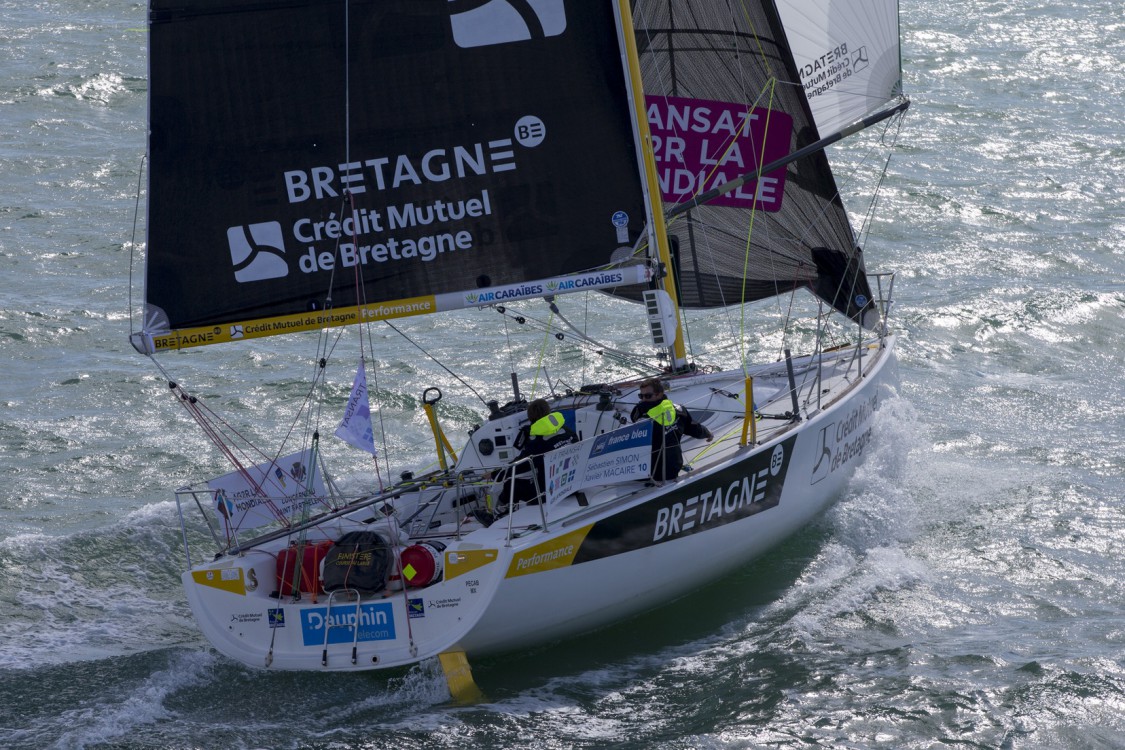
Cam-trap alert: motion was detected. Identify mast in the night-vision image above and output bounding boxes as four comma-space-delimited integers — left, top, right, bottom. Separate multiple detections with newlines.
616, 0, 689, 372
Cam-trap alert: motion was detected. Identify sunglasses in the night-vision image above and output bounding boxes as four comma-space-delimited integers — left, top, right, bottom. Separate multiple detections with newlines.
638, 391, 658, 399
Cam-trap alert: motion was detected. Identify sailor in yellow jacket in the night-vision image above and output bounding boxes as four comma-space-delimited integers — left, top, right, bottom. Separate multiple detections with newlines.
631, 378, 712, 481
506, 398, 578, 504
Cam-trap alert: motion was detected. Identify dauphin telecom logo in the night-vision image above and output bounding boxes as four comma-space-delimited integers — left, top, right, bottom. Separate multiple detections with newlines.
228, 222, 289, 282
448, 0, 566, 48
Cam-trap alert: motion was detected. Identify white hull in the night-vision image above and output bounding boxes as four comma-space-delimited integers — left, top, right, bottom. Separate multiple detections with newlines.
181, 336, 897, 671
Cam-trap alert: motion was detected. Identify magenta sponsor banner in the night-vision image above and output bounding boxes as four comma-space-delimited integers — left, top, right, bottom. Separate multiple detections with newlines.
646, 95, 792, 211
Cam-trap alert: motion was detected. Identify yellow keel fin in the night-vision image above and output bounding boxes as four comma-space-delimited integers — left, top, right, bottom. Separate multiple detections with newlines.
438, 650, 485, 704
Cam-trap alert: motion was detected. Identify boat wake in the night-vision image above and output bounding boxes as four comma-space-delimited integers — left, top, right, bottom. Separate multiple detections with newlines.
0, 501, 195, 671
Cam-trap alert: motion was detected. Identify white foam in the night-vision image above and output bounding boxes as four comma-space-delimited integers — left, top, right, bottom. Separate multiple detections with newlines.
754, 393, 937, 644
0, 515, 198, 670
49, 650, 216, 750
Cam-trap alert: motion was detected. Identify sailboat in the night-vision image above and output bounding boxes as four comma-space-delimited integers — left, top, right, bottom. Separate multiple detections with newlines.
131, 0, 909, 693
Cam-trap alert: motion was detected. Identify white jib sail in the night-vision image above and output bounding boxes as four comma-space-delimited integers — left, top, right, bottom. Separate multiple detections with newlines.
774, 0, 903, 136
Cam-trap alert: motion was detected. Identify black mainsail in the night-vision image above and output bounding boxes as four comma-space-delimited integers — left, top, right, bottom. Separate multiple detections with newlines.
139, 0, 649, 351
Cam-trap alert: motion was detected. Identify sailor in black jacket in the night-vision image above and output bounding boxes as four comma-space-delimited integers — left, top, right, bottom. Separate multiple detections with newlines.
630, 378, 712, 481
505, 398, 577, 504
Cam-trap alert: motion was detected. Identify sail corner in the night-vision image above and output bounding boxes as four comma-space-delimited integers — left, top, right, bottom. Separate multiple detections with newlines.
131, 303, 173, 355
129, 331, 156, 355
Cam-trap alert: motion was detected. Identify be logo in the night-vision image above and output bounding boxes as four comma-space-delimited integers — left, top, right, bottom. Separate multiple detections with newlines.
227, 222, 288, 283
448, 0, 566, 48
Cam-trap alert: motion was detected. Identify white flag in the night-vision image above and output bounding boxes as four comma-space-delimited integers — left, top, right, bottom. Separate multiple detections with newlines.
208, 449, 326, 531
335, 363, 377, 456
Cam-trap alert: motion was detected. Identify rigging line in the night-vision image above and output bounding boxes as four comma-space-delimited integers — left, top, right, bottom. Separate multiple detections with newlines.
791, 109, 906, 334
307, 5, 358, 414
831, 105, 904, 194
637, 9, 780, 345
366, 343, 392, 479
769, 83, 849, 266
262, 352, 332, 469
660, 81, 778, 228
382, 320, 488, 406
643, 56, 774, 220
516, 302, 654, 369
313, 0, 391, 477
345, 193, 368, 359
343, 0, 351, 168
167, 386, 291, 527
633, 4, 766, 112
338, 190, 393, 472
676, 258, 698, 363
303, 314, 345, 469
157, 343, 328, 491
127, 153, 146, 336
354, 262, 392, 476
147, 358, 325, 523
339, 190, 394, 474
659, 80, 779, 353
502, 305, 517, 377
736, 0, 775, 79
528, 307, 556, 399
856, 112, 907, 248
737, 78, 779, 374
581, 292, 591, 385
762, 206, 841, 348
306, 334, 341, 483
527, 314, 651, 374
777, 282, 802, 359
672, 3, 768, 86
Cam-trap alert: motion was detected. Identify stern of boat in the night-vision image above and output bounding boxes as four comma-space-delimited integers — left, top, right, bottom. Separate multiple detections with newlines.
180, 535, 512, 671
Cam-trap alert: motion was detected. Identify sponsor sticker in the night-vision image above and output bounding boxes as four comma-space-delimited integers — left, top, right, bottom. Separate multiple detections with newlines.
449, 0, 567, 49
191, 568, 246, 596
571, 435, 798, 563
427, 597, 462, 611
230, 612, 263, 625
810, 394, 878, 485
646, 95, 791, 211
228, 222, 289, 282
445, 548, 498, 580
506, 526, 592, 578
299, 602, 396, 647
612, 210, 630, 243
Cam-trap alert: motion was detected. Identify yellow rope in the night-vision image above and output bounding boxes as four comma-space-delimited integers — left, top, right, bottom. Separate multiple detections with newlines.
739, 77, 779, 374
738, 0, 776, 80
